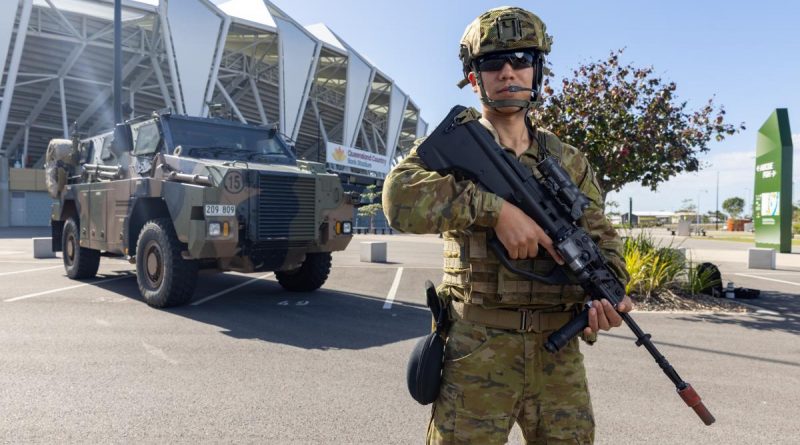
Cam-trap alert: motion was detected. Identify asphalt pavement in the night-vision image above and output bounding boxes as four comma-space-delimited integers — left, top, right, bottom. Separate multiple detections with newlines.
0, 228, 797, 444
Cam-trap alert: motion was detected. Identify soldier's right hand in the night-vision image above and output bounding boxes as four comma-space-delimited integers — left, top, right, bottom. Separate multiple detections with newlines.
494, 200, 564, 262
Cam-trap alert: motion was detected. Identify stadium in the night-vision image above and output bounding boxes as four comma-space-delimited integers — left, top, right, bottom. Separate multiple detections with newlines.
0, 0, 427, 226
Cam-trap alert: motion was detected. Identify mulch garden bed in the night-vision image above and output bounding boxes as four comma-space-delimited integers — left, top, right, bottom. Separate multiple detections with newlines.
630, 289, 752, 313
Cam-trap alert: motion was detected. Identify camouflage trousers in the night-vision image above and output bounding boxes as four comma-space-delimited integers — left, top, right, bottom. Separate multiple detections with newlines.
427, 319, 594, 444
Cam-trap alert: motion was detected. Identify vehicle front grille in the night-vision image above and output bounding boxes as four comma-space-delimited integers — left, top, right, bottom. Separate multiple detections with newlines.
256, 174, 317, 242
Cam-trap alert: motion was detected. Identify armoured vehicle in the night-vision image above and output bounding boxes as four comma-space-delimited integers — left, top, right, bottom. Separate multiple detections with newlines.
45, 111, 354, 308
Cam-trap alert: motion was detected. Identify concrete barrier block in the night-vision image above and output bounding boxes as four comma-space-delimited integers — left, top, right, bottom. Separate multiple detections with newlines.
360, 241, 387, 263
677, 220, 691, 236
33, 237, 55, 259
748, 248, 775, 269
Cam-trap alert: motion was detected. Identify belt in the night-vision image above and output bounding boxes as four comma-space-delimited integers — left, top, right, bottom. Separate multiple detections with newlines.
450, 301, 573, 333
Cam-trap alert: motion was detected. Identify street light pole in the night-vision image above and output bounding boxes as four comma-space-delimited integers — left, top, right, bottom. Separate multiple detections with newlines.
113, 0, 122, 124
696, 192, 700, 234
715, 171, 719, 231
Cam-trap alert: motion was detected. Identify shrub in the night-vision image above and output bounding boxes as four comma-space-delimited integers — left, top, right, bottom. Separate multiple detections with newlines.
622, 231, 685, 298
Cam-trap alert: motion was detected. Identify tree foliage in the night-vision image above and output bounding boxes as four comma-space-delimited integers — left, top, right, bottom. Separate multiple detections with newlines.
678, 198, 696, 213
357, 185, 383, 230
532, 49, 744, 201
604, 199, 620, 216
722, 197, 745, 219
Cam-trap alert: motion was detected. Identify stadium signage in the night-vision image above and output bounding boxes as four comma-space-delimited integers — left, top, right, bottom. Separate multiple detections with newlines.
326, 142, 390, 174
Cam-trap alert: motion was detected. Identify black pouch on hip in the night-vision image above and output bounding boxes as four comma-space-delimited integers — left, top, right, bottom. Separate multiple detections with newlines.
406, 280, 450, 405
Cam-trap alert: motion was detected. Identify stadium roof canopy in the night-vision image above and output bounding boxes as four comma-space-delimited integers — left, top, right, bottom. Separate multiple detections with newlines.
0, 0, 427, 180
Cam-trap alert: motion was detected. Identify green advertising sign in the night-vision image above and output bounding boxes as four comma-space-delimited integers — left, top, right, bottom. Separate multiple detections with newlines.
753, 109, 793, 253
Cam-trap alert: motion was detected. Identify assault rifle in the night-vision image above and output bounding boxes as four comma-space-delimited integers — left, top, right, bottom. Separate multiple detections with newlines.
416, 105, 715, 426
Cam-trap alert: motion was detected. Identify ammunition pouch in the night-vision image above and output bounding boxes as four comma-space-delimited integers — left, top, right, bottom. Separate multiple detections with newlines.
406, 281, 449, 405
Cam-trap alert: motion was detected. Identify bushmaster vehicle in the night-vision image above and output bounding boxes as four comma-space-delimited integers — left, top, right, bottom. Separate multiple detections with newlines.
45, 111, 354, 308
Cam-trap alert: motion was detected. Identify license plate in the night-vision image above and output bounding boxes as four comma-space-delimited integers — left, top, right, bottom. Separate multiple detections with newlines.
204, 204, 235, 216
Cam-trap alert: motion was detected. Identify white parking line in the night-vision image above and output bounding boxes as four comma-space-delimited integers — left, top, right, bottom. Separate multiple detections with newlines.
383, 267, 404, 310
4, 275, 134, 302
733, 273, 800, 287
0, 265, 62, 276
190, 273, 274, 306
0, 260, 61, 264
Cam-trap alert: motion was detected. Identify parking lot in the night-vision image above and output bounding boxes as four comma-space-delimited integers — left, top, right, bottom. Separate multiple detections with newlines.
0, 228, 798, 444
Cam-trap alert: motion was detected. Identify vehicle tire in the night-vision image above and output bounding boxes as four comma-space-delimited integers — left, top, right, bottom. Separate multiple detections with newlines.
275, 252, 332, 292
135, 218, 198, 308
62, 217, 100, 279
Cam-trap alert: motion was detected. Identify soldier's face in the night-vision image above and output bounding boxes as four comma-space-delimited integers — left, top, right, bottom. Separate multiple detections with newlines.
469, 56, 534, 113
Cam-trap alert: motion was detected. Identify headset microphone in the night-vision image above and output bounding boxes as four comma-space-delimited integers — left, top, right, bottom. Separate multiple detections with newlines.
506, 85, 534, 92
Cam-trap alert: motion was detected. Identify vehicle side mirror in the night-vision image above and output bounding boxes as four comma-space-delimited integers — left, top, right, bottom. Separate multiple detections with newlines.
111, 123, 132, 155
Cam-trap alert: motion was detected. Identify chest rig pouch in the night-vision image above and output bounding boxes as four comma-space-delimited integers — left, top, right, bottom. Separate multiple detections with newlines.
440, 126, 585, 307
443, 231, 585, 307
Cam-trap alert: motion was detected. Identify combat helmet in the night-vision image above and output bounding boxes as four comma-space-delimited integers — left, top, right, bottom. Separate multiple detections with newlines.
458, 6, 552, 110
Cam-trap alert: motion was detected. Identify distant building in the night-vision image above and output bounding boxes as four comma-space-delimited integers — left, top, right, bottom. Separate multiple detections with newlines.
621, 211, 674, 227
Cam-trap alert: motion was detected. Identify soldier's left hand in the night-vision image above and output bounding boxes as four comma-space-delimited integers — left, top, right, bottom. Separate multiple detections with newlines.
583, 296, 634, 336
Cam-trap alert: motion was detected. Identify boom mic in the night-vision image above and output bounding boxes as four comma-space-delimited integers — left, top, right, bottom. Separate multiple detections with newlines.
506, 85, 534, 92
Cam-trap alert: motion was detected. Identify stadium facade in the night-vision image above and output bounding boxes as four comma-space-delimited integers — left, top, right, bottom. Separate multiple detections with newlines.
0, 0, 427, 226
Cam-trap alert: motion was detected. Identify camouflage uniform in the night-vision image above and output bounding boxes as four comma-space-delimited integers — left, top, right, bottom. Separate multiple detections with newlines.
383, 7, 628, 443
383, 112, 628, 444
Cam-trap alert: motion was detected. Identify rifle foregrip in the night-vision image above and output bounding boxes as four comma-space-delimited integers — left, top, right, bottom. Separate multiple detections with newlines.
678, 384, 715, 425
544, 308, 589, 353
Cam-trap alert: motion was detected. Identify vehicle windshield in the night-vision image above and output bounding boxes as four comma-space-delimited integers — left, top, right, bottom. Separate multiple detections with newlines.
164, 117, 293, 162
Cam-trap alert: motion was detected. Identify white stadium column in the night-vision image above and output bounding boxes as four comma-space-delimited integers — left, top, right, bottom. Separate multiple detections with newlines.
214, 0, 275, 29
416, 118, 428, 139
0, 0, 32, 154
0, 1, 19, 82
384, 85, 408, 162
273, 15, 320, 143
343, 52, 375, 147
161, 0, 228, 116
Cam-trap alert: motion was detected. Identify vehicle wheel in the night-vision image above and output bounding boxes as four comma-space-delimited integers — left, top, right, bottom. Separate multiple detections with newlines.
275, 252, 332, 292
62, 217, 100, 279
135, 218, 198, 308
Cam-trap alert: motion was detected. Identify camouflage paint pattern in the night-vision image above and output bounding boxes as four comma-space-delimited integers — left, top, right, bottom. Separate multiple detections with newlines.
460, 6, 552, 61
383, 112, 627, 442
427, 320, 594, 444
51, 113, 353, 274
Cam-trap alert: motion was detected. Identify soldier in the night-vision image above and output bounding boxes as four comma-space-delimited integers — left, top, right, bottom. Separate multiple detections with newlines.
383, 6, 633, 445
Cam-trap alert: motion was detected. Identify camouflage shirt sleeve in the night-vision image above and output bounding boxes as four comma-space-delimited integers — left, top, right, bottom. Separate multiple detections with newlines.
561, 142, 630, 286
382, 138, 503, 234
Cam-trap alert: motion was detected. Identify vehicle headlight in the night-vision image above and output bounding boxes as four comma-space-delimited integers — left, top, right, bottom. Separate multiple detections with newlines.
337, 221, 352, 235
208, 222, 221, 236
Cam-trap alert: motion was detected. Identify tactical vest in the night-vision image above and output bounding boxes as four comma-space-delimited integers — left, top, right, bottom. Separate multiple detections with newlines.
441, 125, 586, 309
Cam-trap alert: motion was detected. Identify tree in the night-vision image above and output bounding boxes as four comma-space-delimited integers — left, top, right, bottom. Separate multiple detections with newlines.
707, 210, 726, 221
722, 197, 745, 219
357, 184, 383, 232
532, 49, 744, 202
678, 198, 696, 213
605, 199, 620, 216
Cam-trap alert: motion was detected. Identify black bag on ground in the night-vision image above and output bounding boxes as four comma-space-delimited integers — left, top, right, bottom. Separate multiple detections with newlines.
406, 280, 449, 405
697, 262, 723, 297
734, 287, 760, 299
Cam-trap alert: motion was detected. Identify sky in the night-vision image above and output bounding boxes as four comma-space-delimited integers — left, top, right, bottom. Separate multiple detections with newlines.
274, 0, 800, 216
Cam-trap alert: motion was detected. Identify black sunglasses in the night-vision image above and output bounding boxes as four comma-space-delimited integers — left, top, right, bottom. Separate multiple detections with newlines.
476, 51, 536, 72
